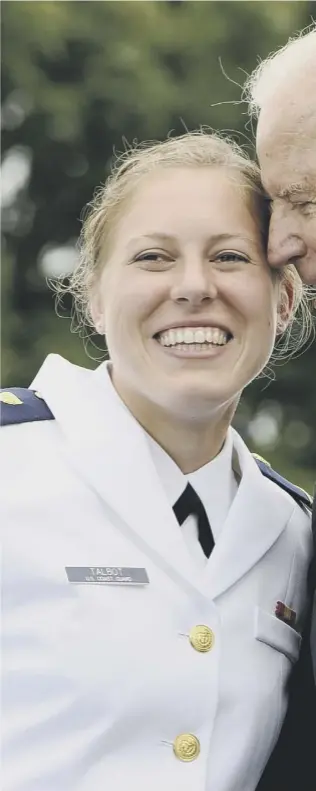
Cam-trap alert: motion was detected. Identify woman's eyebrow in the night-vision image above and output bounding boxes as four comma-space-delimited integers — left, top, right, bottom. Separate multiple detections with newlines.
125, 234, 176, 255
127, 233, 176, 246
127, 232, 256, 247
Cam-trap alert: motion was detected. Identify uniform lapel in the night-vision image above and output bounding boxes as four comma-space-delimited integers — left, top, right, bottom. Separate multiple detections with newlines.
32, 355, 294, 602
32, 355, 203, 596
202, 429, 294, 600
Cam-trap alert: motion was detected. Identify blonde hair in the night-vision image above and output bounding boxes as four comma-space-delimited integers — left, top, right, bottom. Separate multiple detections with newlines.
245, 25, 316, 118
55, 129, 314, 361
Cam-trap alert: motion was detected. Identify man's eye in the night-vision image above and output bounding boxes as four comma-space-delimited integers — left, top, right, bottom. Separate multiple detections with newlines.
296, 201, 316, 214
215, 251, 249, 263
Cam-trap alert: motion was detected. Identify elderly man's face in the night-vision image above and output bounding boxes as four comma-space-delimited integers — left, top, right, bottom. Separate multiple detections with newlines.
256, 77, 316, 284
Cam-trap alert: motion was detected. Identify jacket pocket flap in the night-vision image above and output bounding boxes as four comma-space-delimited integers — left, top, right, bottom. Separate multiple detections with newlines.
254, 606, 301, 663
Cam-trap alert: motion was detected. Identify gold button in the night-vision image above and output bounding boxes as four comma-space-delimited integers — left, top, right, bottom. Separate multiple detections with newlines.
189, 625, 215, 652
173, 733, 200, 762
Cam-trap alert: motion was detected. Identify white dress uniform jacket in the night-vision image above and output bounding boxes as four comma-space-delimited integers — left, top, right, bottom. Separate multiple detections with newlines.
1, 354, 312, 791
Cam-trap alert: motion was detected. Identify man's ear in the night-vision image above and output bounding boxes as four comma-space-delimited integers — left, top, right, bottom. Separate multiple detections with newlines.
276, 278, 295, 334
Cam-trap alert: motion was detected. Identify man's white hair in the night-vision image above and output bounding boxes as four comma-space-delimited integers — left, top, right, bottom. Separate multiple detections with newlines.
245, 25, 316, 118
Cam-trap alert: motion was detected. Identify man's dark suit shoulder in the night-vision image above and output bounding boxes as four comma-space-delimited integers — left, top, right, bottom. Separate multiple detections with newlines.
257, 497, 316, 791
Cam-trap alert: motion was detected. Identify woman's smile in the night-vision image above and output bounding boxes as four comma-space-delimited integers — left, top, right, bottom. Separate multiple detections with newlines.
153, 331, 233, 359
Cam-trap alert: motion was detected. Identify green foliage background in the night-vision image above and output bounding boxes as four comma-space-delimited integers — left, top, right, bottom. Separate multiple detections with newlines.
2, 0, 315, 491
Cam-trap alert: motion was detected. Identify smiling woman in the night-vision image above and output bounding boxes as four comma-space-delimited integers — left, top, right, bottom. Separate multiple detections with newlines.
65, 131, 311, 469
1, 130, 314, 791
88, 162, 282, 465
72, 131, 312, 361
72, 132, 302, 328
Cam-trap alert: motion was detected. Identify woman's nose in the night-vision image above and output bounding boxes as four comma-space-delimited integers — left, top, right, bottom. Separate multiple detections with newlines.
170, 261, 218, 305
268, 209, 307, 268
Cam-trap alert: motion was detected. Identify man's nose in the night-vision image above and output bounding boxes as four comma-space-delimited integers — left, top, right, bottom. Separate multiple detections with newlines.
268, 211, 307, 268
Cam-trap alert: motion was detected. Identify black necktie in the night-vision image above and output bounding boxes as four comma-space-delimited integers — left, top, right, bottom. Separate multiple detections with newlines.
173, 483, 215, 558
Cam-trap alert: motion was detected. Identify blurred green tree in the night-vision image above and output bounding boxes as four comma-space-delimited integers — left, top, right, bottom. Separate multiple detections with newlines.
1, 0, 315, 486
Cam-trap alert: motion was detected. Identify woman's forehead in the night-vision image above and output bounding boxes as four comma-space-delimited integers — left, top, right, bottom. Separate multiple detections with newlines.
128, 164, 245, 194
118, 166, 254, 224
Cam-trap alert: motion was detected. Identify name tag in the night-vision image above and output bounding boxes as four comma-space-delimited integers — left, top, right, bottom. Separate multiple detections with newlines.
65, 566, 150, 585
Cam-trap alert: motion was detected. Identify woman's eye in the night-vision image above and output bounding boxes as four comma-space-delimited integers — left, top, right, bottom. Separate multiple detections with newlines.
215, 251, 249, 263
135, 252, 164, 261
133, 251, 172, 266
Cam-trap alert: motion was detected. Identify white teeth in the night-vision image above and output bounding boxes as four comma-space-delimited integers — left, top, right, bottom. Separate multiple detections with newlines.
157, 326, 229, 347
184, 329, 194, 344
212, 329, 219, 344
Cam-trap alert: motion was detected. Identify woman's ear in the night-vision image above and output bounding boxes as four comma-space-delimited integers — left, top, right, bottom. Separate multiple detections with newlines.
95, 320, 105, 336
90, 293, 105, 336
276, 278, 295, 334
92, 313, 105, 336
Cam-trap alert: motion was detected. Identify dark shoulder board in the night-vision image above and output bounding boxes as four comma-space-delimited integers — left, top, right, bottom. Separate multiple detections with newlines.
253, 453, 312, 510
0, 388, 54, 427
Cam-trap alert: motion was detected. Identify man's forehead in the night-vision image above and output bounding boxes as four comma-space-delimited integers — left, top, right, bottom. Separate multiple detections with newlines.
257, 96, 316, 193
257, 70, 316, 143
258, 102, 315, 148
258, 144, 315, 200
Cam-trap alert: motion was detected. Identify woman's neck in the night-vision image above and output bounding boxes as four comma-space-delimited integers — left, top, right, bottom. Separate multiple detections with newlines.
145, 415, 233, 473
111, 374, 237, 473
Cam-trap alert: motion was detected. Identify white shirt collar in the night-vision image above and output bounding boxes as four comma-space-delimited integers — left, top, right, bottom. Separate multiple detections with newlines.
95, 361, 238, 542
146, 427, 237, 542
